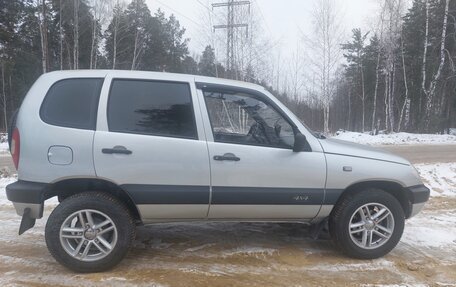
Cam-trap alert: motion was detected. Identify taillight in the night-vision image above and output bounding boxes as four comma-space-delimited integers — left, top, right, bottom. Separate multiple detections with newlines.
11, 128, 20, 170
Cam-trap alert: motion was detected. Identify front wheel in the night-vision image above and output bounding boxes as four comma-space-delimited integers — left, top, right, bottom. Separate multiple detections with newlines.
329, 188, 405, 259
45, 192, 136, 272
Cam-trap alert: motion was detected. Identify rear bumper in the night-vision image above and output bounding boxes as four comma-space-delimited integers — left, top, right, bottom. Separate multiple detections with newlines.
6, 180, 47, 219
406, 184, 430, 218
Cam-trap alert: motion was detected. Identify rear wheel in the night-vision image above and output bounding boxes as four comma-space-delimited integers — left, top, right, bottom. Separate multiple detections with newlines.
329, 188, 405, 259
45, 192, 135, 272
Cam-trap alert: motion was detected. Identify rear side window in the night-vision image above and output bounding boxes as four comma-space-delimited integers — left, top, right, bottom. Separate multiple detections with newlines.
107, 79, 197, 139
40, 78, 103, 130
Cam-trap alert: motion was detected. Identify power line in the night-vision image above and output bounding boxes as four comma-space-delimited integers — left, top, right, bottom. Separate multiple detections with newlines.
253, 0, 272, 36
154, 0, 203, 29
195, 0, 214, 14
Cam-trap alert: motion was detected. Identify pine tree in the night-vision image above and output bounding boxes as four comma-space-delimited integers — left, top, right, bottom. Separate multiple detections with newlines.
198, 46, 217, 77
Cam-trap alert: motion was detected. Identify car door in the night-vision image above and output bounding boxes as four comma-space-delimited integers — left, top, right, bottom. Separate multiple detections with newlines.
93, 73, 210, 221
197, 83, 327, 220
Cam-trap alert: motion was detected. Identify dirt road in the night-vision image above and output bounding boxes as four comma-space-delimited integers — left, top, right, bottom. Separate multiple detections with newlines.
381, 144, 456, 164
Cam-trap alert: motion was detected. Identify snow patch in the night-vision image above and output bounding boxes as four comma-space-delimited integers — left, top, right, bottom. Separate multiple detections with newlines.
184, 243, 216, 252
221, 246, 277, 258
307, 259, 394, 272
0, 142, 9, 154
415, 163, 456, 197
403, 211, 456, 248
332, 131, 456, 146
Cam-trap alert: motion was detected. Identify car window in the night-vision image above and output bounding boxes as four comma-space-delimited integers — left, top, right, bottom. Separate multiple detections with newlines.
203, 91, 295, 149
108, 79, 197, 139
40, 78, 103, 130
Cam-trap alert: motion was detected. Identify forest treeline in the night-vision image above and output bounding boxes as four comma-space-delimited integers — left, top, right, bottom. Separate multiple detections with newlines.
331, 0, 455, 134
0, 0, 455, 134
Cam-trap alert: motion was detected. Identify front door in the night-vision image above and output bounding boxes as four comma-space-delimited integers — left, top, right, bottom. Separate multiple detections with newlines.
199, 86, 327, 219
94, 75, 210, 221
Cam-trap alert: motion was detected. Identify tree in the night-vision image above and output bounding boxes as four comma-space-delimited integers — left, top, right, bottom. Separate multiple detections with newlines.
126, 0, 151, 70
304, 0, 344, 134
181, 56, 198, 75
104, 1, 128, 69
198, 45, 217, 77
88, 0, 110, 69
422, 0, 450, 130
342, 28, 369, 132
38, 0, 49, 73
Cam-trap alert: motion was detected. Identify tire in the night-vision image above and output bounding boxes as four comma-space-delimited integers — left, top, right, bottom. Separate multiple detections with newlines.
329, 188, 405, 259
45, 192, 136, 273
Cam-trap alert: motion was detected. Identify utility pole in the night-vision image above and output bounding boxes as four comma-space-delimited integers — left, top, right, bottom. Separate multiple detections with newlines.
212, 0, 250, 79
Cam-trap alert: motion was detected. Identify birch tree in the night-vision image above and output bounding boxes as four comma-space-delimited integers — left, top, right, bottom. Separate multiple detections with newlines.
382, 0, 405, 132
59, 0, 63, 70
73, 0, 79, 69
397, 27, 410, 131
104, 1, 128, 69
1, 63, 7, 132
89, 0, 110, 69
38, 0, 49, 73
304, 0, 344, 134
421, 0, 450, 130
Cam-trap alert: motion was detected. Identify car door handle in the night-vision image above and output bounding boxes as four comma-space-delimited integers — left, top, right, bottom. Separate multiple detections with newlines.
213, 153, 240, 161
102, 146, 132, 155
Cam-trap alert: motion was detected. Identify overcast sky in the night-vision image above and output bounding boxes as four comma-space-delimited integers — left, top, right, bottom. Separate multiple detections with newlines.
145, 0, 382, 56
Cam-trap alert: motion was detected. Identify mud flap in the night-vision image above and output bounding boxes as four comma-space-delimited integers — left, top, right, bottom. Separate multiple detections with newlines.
309, 218, 329, 240
19, 208, 36, 235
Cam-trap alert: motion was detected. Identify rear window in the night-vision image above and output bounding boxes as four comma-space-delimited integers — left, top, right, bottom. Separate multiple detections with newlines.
40, 78, 103, 130
107, 79, 197, 139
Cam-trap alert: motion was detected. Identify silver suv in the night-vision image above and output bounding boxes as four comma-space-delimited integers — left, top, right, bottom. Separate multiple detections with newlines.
6, 70, 429, 272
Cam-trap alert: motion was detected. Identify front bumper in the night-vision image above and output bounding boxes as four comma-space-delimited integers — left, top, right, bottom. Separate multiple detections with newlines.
405, 184, 430, 218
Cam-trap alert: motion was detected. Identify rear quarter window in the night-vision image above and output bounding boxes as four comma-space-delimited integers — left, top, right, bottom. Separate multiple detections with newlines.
40, 78, 104, 130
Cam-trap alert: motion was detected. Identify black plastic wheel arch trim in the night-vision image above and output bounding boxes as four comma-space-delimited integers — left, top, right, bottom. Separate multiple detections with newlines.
406, 184, 430, 204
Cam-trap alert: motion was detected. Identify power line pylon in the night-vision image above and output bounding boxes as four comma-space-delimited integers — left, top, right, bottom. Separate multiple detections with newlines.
212, 0, 250, 78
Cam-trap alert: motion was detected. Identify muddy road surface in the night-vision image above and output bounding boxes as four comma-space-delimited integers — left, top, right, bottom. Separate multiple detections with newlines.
381, 144, 456, 164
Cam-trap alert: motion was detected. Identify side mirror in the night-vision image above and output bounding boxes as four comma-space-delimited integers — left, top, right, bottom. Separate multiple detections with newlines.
293, 133, 308, 152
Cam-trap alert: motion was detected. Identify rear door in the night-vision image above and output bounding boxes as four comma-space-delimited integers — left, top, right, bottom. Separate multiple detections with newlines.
94, 73, 210, 221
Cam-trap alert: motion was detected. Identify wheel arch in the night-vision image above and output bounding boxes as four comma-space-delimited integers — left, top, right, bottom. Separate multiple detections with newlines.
336, 180, 412, 218
43, 177, 142, 223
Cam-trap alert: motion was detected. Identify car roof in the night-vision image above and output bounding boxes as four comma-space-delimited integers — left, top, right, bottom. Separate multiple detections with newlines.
44, 70, 266, 92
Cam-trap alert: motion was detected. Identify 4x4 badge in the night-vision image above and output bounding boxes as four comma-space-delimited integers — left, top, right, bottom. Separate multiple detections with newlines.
293, 195, 309, 201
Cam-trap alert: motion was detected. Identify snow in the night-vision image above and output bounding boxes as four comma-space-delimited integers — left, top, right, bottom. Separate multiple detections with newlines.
0, 133, 8, 154
402, 211, 456, 248
415, 163, 456, 197
0, 142, 9, 154
0, 177, 18, 206
332, 130, 456, 146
